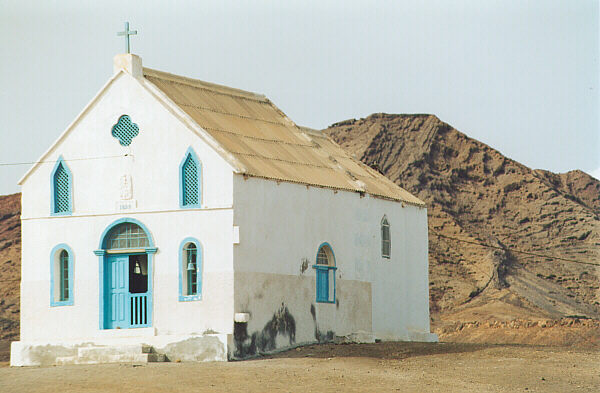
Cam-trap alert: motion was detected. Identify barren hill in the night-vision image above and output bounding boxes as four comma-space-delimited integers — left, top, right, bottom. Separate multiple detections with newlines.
0, 193, 20, 343
325, 114, 600, 340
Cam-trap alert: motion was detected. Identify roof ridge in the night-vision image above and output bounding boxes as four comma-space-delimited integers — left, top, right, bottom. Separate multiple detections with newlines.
145, 70, 426, 206
143, 67, 267, 102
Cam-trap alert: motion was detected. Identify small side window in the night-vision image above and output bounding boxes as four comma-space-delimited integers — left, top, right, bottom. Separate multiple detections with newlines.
381, 216, 391, 258
50, 245, 74, 306
179, 238, 202, 301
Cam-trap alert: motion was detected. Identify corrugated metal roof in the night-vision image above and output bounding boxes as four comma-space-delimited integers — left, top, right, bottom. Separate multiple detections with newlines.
143, 68, 425, 206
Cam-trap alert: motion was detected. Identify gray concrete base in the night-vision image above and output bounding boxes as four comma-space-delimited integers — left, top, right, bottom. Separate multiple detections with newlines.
11, 334, 230, 366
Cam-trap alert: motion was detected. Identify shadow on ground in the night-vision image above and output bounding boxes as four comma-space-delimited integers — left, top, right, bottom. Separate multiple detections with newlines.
264, 341, 491, 360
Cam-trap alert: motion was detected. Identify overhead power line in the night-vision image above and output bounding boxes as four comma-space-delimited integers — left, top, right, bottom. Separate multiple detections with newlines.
430, 231, 600, 267
0, 154, 130, 167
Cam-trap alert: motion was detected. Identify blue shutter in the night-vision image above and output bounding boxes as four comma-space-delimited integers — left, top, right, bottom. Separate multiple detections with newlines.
53, 163, 70, 213
182, 155, 199, 206
316, 269, 329, 302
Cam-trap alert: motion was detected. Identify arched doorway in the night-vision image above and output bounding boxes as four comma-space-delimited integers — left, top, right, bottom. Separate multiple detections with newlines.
94, 218, 157, 330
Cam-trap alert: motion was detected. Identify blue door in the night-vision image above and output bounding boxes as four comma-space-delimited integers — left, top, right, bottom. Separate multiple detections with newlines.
105, 255, 129, 329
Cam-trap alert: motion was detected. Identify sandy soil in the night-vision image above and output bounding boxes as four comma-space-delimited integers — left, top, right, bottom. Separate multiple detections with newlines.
0, 342, 598, 393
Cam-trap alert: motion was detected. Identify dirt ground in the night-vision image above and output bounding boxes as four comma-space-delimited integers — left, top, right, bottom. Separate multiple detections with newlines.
0, 342, 598, 393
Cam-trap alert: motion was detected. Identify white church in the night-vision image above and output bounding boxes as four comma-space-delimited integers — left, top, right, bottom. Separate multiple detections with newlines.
11, 48, 436, 366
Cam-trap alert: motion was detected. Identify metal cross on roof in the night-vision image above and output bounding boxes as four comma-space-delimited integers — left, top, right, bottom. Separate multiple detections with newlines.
117, 22, 137, 54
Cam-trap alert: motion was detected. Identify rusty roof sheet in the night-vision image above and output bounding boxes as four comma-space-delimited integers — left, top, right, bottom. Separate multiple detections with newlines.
143, 68, 425, 206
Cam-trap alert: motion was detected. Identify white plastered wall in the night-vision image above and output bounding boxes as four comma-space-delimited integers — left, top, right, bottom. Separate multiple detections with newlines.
18, 71, 236, 344
231, 175, 435, 355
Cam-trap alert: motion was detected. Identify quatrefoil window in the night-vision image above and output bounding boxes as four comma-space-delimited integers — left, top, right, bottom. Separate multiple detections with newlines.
111, 115, 139, 146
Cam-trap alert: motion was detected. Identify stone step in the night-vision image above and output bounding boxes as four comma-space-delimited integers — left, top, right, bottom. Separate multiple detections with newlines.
56, 352, 167, 365
77, 344, 153, 359
147, 353, 167, 362
54, 344, 167, 365
77, 352, 166, 364
55, 356, 78, 365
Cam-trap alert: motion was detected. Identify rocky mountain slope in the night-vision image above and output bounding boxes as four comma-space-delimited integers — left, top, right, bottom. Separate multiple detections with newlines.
0, 193, 20, 342
325, 114, 599, 335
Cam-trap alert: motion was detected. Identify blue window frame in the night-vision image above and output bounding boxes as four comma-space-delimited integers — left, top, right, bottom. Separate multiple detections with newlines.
179, 148, 202, 208
178, 238, 203, 301
312, 243, 336, 303
51, 156, 72, 215
50, 244, 74, 306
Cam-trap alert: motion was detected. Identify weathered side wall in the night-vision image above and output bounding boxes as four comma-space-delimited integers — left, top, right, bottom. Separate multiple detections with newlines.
232, 175, 435, 357
232, 272, 371, 357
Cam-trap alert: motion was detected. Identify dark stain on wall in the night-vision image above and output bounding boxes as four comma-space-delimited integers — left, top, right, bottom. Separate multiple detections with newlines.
310, 303, 335, 343
233, 303, 296, 358
315, 329, 335, 343
256, 304, 296, 352
233, 320, 256, 358
300, 258, 309, 274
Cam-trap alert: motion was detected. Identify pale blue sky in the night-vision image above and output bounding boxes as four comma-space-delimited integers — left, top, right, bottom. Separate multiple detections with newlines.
0, 0, 598, 195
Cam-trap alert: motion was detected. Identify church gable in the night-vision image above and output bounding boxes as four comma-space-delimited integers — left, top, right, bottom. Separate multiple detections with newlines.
19, 67, 235, 218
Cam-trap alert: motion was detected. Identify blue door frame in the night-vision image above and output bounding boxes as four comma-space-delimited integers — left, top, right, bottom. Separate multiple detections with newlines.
94, 218, 157, 330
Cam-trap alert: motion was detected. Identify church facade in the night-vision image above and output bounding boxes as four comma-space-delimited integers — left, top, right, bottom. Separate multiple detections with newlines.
11, 54, 436, 366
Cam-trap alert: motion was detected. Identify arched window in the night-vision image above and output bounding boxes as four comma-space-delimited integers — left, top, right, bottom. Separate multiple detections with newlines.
105, 222, 150, 249
179, 238, 203, 301
50, 244, 73, 306
51, 157, 72, 215
313, 243, 336, 303
179, 148, 202, 208
381, 216, 391, 258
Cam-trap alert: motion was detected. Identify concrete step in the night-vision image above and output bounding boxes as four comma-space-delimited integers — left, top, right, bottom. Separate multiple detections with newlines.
147, 353, 167, 362
78, 344, 153, 358
54, 344, 167, 365
76, 352, 166, 364
55, 356, 78, 365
